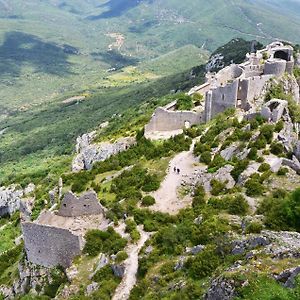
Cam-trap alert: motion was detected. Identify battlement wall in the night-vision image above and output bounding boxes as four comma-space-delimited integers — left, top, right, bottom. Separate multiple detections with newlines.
145, 107, 203, 133
205, 80, 239, 121
22, 222, 82, 268
58, 190, 104, 217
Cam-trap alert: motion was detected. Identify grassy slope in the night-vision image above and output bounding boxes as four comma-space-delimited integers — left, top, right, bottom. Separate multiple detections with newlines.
0, 0, 300, 111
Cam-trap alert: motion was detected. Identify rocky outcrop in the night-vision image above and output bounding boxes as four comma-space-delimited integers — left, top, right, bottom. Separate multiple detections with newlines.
0, 259, 53, 299
72, 134, 136, 172
261, 99, 289, 122
275, 266, 300, 288
0, 184, 35, 217
231, 236, 270, 255
190, 165, 235, 192
205, 276, 236, 300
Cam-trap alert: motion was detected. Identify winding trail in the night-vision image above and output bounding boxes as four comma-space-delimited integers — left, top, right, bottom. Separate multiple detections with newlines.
150, 140, 199, 214
112, 226, 150, 300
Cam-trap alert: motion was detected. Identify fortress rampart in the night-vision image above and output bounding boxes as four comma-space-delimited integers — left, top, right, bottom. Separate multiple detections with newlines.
145, 42, 295, 136
22, 190, 107, 268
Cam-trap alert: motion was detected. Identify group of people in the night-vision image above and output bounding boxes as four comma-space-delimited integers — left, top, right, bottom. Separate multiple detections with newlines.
173, 166, 181, 174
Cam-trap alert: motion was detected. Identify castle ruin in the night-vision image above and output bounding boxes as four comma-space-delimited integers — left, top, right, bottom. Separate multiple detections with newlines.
22, 190, 108, 268
145, 42, 297, 137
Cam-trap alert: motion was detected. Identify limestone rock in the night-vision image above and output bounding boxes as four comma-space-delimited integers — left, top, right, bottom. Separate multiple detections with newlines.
220, 143, 239, 161
72, 136, 136, 172
238, 163, 260, 185
185, 244, 205, 255
174, 256, 187, 271
261, 99, 288, 122
205, 276, 236, 300
282, 156, 300, 174
24, 183, 35, 196
111, 264, 125, 278
275, 266, 300, 288
0, 185, 24, 217
86, 282, 99, 296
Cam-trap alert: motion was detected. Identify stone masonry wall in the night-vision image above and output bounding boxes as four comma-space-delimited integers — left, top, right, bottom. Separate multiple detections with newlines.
205, 80, 239, 121
57, 191, 104, 217
22, 222, 82, 268
144, 107, 203, 132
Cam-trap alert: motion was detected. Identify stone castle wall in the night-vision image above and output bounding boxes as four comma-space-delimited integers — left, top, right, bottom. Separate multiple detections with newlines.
205, 80, 239, 121
22, 222, 82, 268
58, 191, 104, 217
145, 107, 204, 132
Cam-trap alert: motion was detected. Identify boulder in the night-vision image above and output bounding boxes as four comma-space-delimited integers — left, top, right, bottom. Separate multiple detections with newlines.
185, 245, 205, 255
111, 264, 125, 278
275, 266, 300, 288
238, 163, 260, 185
86, 282, 99, 296
220, 143, 239, 161
282, 156, 300, 174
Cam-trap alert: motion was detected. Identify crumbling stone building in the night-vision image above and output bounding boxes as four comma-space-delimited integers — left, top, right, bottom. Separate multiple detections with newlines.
145, 42, 297, 137
22, 190, 107, 268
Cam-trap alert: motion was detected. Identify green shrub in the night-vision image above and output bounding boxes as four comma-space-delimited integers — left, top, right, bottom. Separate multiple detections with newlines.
245, 178, 264, 197
83, 227, 127, 256
186, 246, 221, 279
44, 267, 67, 298
200, 151, 212, 165
227, 194, 249, 216
115, 251, 128, 263
141, 196, 155, 207
245, 222, 263, 234
270, 142, 284, 155
125, 219, 137, 233
208, 154, 226, 170
210, 179, 226, 196
194, 143, 211, 156
192, 185, 206, 208
256, 156, 264, 163
275, 120, 284, 132
277, 167, 289, 176
175, 94, 194, 110
253, 135, 267, 149
247, 147, 258, 160
258, 163, 271, 172
142, 174, 160, 192
231, 159, 249, 182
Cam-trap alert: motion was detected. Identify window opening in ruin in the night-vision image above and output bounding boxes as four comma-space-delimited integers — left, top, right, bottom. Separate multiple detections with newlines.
222, 94, 225, 101
274, 50, 289, 61
63, 204, 67, 207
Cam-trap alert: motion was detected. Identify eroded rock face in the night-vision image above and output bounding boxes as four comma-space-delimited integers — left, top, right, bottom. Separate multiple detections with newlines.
0, 185, 24, 217
72, 135, 136, 172
190, 165, 235, 192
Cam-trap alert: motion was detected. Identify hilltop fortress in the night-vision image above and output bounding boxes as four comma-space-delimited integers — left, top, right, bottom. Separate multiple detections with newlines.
145, 42, 298, 138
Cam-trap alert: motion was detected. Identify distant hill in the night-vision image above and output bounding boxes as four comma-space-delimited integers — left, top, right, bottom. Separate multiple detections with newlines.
0, 0, 300, 110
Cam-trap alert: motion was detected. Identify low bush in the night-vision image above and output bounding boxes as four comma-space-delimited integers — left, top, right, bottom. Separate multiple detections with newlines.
277, 167, 289, 176
83, 227, 127, 256
210, 179, 227, 196
115, 251, 128, 263
245, 222, 263, 234
192, 185, 206, 208
258, 163, 271, 172
186, 246, 221, 279
275, 120, 284, 132
175, 94, 194, 111
231, 159, 249, 182
245, 178, 264, 197
141, 196, 155, 207
270, 142, 284, 155
200, 151, 212, 165
247, 147, 258, 160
